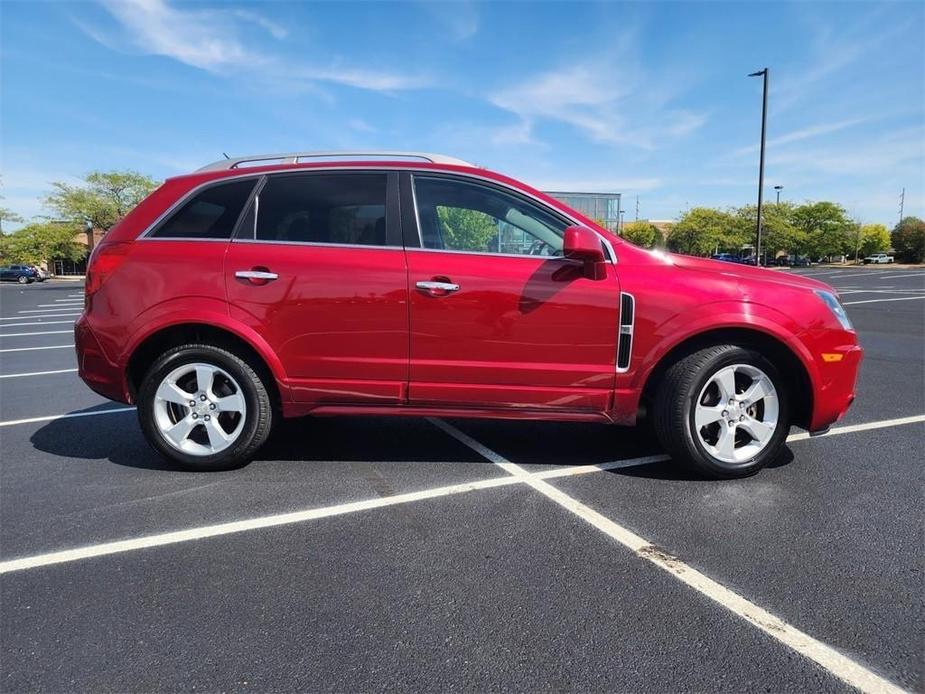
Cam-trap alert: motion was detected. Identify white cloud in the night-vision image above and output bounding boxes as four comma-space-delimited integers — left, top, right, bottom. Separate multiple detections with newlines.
83, 0, 427, 92
731, 117, 871, 157
534, 177, 663, 194
489, 61, 705, 149
420, 1, 479, 41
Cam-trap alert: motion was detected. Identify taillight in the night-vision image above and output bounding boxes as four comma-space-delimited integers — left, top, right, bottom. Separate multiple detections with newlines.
85, 242, 131, 305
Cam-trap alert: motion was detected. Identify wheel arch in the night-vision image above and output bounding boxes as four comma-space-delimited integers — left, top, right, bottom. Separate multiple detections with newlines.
126, 322, 286, 411
639, 326, 814, 429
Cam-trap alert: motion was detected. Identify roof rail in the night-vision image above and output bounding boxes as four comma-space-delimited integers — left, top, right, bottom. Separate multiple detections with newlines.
197, 151, 473, 172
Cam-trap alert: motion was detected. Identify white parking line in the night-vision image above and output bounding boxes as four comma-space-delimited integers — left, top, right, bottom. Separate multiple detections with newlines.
0, 344, 74, 353
843, 296, 925, 306
837, 289, 925, 295
875, 273, 925, 281
35, 303, 84, 308
431, 419, 909, 694
0, 368, 79, 379
0, 456, 672, 574
0, 329, 74, 337
0, 406, 135, 428
786, 414, 925, 441
16, 309, 81, 314
53, 299, 84, 303
0, 320, 74, 327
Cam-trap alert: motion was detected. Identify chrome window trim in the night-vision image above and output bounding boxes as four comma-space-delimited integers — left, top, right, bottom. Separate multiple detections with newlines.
135, 165, 618, 263
616, 292, 635, 373
231, 238, 403, 251
405, 247, 572, 261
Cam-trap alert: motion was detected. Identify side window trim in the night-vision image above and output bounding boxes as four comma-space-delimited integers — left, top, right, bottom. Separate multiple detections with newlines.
140, 175, 261, 241
231, 175, 267, 240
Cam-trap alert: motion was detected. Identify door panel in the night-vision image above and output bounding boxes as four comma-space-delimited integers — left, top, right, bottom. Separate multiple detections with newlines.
224, 171, 409, 405
407, 251, 620, 410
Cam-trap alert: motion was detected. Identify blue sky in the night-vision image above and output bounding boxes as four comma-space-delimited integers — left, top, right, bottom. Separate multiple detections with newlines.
1, 0, 923, 229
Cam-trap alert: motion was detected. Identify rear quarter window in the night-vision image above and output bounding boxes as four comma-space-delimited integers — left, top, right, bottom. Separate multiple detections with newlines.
150, 178, 257, 239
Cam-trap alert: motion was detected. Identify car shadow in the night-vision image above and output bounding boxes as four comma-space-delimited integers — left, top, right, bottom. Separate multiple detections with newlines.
28, 405, 491, 472
28, 404, 797, 479
608, 446, 796, 481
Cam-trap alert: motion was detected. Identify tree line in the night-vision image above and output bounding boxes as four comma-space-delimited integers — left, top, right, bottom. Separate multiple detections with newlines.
0, 172, 159, 266
618, 202, 924, 264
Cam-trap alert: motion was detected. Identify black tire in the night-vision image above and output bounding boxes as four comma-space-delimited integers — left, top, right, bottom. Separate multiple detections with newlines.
137, 344, 273, 471
652, 345, 790, 479
17, 275, 28, 284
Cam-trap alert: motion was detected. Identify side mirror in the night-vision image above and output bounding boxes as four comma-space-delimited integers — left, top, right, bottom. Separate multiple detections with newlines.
563, 225, 607, 280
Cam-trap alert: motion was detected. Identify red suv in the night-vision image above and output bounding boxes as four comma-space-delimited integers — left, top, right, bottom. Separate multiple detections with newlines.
76, 151, 861, 478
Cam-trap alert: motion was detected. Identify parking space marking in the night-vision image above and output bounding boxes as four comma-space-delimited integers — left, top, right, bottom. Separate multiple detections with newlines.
35, 303, 84, 308
875, 273, 925, 281
16, 309, 81, 314
0, 368, 78, 379
843, 296, 925, 306
838, 290, 925, 295
0, 453, 669, 574
0, 406, 134, 428
1, 314, 78, 321
432, 419, 909, 694
0, 330, 75, 337
0, 320, 75, 328
0, 344, 74, 354
786, 414, 925, 441
53, 299, 83, 303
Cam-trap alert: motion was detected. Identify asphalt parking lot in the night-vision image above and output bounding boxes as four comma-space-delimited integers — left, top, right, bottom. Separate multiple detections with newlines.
1, 268, 923, 693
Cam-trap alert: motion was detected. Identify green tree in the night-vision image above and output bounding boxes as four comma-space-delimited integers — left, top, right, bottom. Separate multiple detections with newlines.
620, 221, 662, 249
44, 171, 159, 231
891, 216, 925, 263
791, 201, 855, 259
1, 221, 87, 265
856, 223, 891, 259
0, 206, 23, 235
669, 207, 743, 256
437, 207, 498, 252
733, 202, 806, 258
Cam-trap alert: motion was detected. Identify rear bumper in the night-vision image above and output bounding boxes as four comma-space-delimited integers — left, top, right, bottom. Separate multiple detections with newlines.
808, 343, 863, 433
75, 316, 131, 403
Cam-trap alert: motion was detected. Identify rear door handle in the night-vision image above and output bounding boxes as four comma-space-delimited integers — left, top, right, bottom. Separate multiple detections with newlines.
235, 269, 278, 284
235, 270, 278, 280
416, 280, 460, 296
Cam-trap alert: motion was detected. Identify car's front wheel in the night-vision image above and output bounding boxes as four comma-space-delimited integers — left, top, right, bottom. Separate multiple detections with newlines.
653, 345, 790, 479
17, 275, 28, 284
137, 344, 273, 471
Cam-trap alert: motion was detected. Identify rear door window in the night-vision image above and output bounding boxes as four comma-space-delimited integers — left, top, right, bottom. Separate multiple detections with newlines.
252, 173, 390, 246
151, 178, 257, 239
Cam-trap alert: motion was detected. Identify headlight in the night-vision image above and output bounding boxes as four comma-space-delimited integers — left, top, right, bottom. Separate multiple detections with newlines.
814, 290, 853, 330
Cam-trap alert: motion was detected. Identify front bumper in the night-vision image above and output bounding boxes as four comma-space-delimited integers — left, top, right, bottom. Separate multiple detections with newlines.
808, 343, 863, 433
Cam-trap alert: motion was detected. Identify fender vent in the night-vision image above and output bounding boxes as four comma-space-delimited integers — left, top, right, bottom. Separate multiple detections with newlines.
617, 292, 635, 372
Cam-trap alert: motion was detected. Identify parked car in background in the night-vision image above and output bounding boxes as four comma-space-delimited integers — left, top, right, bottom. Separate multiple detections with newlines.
863, 253, 894, 264
0, 264, 38, 283
75, 150, 862, 479
711, 253, 738, 263
776, 255, 811, 267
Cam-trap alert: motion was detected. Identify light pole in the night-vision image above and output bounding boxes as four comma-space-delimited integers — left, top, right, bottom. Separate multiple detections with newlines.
749, 68, 769, 266
774, 185, 783, 204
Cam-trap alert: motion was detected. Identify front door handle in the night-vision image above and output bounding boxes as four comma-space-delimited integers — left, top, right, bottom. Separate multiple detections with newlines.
416, 280, 460, 296
235, 268, 278, 284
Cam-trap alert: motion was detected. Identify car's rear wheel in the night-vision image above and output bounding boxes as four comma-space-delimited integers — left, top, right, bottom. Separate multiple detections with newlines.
653, 345, 790, 479
137, 344, 273, 471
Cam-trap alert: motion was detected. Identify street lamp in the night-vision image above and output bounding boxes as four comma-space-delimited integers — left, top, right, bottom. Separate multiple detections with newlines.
774, 185, 783, 204
749, 68, 769, 266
